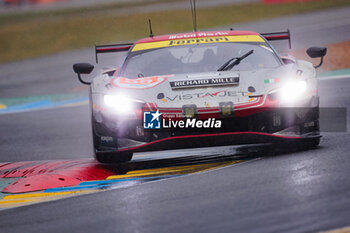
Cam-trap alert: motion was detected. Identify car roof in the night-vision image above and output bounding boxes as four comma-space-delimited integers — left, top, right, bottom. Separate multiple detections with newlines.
134, 30, 260, 44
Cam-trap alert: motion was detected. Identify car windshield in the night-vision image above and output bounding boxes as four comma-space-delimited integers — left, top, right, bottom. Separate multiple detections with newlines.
119, 42, 281, 78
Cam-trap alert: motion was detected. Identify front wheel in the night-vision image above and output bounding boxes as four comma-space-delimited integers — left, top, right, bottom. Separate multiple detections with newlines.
303, 137, 320, 148
95, 151, 133, 164
302, 118, 321, 148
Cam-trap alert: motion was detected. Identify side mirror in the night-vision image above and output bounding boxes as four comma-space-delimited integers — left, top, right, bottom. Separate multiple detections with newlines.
306, 47, 327, 68
73, 63, 94, 85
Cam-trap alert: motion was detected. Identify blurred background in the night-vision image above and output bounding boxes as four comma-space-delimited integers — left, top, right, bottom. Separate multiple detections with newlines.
0, 0, 349, 70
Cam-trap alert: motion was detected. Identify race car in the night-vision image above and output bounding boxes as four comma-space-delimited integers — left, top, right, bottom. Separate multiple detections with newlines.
73, 30, 327, 163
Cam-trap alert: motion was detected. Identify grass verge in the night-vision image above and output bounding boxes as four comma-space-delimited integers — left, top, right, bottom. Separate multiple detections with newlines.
0, 0, 181, 25
1, 0, 350, 63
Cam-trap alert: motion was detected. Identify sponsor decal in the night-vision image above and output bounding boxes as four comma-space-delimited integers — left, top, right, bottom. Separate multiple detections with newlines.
168, 31, 229, 39
143, 110, 222, 129
159, 90, 248, 102
248, 86, 256, 93
157, 93, 167, 102
264, 78, 280, 84
170, 77, 239, 89
168, 37, 229, 46
132, 35, 265, 52
247, 92, 255, 102
136, 125, 145, 136
100, 136, 114, 146
112, 75, 169, 89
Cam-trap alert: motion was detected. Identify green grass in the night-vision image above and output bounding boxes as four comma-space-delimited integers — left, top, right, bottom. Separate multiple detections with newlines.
1, 0, 350, 63
0, 0, 182, 25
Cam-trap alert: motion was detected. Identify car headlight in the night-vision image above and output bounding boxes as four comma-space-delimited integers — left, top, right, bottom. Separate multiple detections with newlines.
279, 80, 307, 103
104, 94, 133, 114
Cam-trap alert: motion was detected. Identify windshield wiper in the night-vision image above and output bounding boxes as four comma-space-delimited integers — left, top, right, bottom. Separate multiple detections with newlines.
217, 50, 254, 71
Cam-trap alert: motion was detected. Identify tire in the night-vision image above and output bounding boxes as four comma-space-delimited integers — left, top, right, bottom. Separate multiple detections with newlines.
305, 137, 320, 148
304, 118, 320, 148
95, 151, 133, 164
92, 124, 133, 163
89, 90, 133, 163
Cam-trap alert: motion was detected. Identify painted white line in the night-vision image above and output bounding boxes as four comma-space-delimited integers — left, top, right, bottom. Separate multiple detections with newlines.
318, 74, 350, 81
0, 101, 88, 115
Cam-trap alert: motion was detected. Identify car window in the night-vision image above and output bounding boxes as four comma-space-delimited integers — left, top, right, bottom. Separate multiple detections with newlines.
119, 42, 281, 78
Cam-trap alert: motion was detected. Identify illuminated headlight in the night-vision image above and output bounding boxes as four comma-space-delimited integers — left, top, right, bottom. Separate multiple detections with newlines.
104, 94, 133, 114
280, 80, 307, 102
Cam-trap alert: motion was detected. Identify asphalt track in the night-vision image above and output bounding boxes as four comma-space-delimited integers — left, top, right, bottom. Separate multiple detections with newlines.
1, 6, 350, 233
